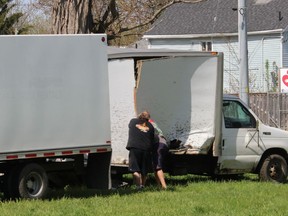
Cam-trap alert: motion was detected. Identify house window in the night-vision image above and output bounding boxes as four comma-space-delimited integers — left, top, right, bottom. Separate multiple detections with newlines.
201, 42, 212, 51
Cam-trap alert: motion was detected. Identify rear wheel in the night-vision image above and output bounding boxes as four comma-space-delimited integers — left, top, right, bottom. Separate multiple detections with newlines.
259, 154, 287, 183
18, 163, 49, 199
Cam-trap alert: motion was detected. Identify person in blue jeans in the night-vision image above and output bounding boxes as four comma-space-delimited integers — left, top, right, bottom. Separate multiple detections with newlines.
149, 119, 168, 189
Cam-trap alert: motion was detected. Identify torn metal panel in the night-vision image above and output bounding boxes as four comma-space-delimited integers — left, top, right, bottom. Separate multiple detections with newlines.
135, 56, 221, 154
109, 49, 223, 164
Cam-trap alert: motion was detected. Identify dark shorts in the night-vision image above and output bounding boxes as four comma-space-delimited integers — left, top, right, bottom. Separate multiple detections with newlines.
153, 137, 168, 170
128, 148, 151, 175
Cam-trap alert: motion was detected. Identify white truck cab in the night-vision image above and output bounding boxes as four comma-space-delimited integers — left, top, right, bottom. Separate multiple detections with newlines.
219, 95, 288, 182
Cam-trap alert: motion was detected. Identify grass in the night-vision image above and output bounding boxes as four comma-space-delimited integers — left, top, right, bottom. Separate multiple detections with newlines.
1, 174, 288, 216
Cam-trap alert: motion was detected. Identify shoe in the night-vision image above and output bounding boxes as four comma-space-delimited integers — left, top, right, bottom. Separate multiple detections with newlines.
137, 185, 145, 190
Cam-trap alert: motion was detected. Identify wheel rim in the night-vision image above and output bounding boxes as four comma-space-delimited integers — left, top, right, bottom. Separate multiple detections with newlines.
25, 172, 43, 197
269, 160, 282, 180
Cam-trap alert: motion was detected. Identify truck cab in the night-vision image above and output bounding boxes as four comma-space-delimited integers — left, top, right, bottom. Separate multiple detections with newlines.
218, 95, 288, 183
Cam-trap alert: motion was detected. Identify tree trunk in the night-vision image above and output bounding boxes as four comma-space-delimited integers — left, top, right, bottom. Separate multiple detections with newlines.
52, 0, 93, 34
51, 0, 204, 44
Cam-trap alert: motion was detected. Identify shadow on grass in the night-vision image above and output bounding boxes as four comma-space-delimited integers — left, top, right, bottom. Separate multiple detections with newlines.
0, 173, 259, 201
45, 173, 258, 199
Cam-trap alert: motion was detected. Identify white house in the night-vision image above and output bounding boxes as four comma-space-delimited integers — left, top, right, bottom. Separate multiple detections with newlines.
143, 0, 288, 93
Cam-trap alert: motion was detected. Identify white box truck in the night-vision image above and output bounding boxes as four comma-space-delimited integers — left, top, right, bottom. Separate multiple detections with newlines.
0, 34, 112, 199
108, 47, 288, 183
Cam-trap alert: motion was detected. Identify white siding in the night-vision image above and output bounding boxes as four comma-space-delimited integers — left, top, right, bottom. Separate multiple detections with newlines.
283, 30, 288, 68
217, 35, 282, 93
213, 38, 239, 93
248, 35, 281, 92
149, 39, 202, 51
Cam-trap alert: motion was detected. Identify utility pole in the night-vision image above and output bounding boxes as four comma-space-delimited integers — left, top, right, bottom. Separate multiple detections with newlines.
238, 0, 249, 106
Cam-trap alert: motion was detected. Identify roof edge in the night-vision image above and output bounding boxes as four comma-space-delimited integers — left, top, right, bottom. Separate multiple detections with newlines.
143, 29, 284, 39
107, 47, 222, 59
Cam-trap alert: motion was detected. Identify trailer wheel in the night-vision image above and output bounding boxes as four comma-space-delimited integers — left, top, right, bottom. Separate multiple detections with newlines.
18, 163, 48, 199
259, 154, 287, 183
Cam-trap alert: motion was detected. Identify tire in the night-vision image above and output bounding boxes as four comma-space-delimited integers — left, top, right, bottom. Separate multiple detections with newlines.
17, 163, 49, 199
259, 154, 287, 183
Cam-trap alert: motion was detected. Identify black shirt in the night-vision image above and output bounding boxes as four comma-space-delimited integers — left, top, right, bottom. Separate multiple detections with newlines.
126, 118, 155, 151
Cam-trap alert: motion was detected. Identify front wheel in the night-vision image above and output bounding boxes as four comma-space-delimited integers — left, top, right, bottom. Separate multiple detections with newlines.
259, 154, 287, 183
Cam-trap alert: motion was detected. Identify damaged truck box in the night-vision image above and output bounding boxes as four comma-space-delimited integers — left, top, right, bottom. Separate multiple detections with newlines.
108, 47, 288, 183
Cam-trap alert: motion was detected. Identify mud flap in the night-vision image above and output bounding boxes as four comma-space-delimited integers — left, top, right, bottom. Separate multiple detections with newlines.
86, 151, 112, 189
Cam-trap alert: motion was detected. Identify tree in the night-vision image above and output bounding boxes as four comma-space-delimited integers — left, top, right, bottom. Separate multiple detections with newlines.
51, 0, 205, 45
0, 0, 29, 34
13, 0, 52, 34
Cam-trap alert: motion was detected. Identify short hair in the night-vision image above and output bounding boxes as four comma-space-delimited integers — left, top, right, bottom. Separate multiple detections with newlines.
138, 111, 150, 120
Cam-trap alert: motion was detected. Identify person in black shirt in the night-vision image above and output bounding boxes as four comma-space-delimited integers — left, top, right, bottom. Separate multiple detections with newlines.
126, 111, 155, 189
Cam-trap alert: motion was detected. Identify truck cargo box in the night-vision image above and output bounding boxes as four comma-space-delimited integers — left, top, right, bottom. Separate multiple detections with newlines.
0, 34, 111, 159
108, 48, 223, 165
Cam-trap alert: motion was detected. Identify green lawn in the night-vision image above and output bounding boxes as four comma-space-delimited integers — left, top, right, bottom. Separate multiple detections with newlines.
1, 174, 288, 216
